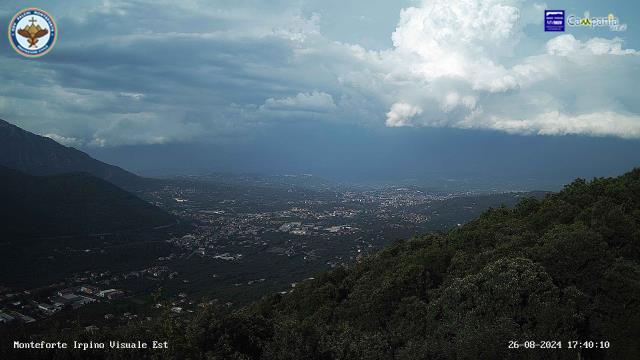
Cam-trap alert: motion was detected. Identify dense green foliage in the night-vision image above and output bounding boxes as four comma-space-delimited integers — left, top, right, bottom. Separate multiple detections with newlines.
6, 169, 640, 359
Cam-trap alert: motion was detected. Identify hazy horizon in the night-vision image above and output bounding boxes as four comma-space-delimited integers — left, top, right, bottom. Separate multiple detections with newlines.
84, 122, 640, 191
2, 0, 640, 190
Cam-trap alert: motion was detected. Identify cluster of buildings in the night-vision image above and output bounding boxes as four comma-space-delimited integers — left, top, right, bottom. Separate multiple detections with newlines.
0, 285, 125, 326
142, 183, 477, 271
1, 179, 514, 333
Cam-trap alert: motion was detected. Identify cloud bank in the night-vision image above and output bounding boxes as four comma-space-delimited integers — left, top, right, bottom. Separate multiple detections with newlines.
261, 91, 336, 113
0, 0, 638, 146
368, 0, 640, 137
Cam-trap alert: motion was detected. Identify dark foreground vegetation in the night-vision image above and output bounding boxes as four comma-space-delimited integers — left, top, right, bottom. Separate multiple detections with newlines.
0, 166, 174, 238
4, 169, 640, 359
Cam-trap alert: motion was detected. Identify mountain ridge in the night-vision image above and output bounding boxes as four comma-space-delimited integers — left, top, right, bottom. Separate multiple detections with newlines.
0, 119, 147, 190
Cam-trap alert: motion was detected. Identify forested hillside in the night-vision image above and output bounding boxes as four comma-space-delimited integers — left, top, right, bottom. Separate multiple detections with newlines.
8, 169, 640, 359
0, 166, 174, 238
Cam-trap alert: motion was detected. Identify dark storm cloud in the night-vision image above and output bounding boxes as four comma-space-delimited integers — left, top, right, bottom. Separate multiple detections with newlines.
0, 0, 639, 147
0, 0, 346, 145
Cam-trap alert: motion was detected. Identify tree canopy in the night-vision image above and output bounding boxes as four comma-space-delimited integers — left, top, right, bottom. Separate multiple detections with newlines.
7, 169, 640, 359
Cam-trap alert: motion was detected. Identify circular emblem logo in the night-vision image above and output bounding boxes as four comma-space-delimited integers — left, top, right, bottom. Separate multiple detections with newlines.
8, 8, 57, 58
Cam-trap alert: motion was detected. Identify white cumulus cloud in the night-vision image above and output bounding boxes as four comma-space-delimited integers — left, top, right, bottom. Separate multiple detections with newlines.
360, 0, 640, 139
44, 134, 84, 147
476, 112, 640, 138
547, 35, 637, 56
261, 91, 336, 113
385, 102, 423, 127
2, 0, 639, 144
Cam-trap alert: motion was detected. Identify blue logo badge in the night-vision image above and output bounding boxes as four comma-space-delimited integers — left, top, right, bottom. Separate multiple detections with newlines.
8, 8, 57, 58
545, 10, 565, 32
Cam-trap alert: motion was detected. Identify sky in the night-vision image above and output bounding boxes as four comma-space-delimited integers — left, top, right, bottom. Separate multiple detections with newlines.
1, 0, 640, 188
